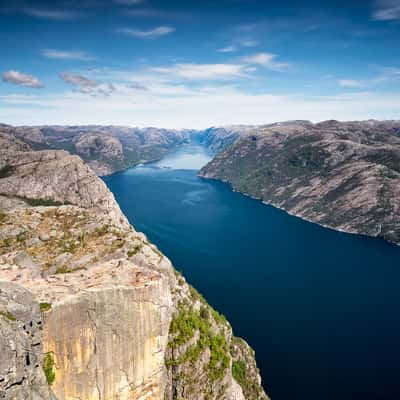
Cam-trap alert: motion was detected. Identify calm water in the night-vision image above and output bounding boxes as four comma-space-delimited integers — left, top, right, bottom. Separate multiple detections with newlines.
103, 144, 400, 400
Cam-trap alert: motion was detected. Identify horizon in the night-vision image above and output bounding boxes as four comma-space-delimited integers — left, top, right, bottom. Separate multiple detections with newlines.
2, 117, 399, 131
1, 0, 400, 128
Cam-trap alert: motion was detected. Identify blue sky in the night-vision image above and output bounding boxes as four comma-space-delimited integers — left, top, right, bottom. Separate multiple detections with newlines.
0, 0, 399, 128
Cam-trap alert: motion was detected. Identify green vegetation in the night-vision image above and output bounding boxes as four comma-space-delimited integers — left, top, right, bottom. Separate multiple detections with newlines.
232, 360, 247, 386
15, 196, 72, 207
127, 243, 143, 257
93, 225, 110, 237
167, 300, 229, 383
0, 212, 8, 223
230, 337, 265, 399
39, 302, 52, 312
43, 352, 55, 385
0, 164, 15, 178
25, 198, 69, 207
0, 310, 16, 321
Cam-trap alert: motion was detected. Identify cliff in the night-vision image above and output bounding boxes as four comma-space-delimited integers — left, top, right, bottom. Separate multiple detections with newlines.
199, 120, 400, 245
0, 282, 53, 400
0, 132, 268, 399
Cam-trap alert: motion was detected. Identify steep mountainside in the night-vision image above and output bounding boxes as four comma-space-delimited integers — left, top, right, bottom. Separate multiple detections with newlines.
9, 124, 189, 175
200, 120, 400, 245
0, 132, 268, 400
196, 126, 255, 153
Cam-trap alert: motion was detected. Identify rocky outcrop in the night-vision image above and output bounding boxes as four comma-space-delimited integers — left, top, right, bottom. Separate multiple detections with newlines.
200, 119, 400, 245
11, 125, 189, 176
0, 135, 268, 399
0, 132, 128, 228
0, 282, 53, 400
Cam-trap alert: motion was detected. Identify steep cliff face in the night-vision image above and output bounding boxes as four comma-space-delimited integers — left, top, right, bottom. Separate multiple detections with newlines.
0, 133, 268, 399
0, 282, 52, 400
200, 120, 400, 245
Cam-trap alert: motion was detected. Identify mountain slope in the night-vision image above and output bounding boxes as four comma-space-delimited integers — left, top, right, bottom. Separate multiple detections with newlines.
199, 120, 400, 245
10, 125, 189, 175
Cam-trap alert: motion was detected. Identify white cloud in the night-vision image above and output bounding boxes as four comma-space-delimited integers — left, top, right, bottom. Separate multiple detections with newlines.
338, 79, 365, 88
217, 46, 237, 53
115, 26, 175, 38
42, 49, 94, 61
238, 39, 259, 47
24, 8, 82, 20
59, 72, 98, 88
372, 0, 400, 20
2, 70, 44, 88
242, 53, 290, 71
151, 63, 245, 80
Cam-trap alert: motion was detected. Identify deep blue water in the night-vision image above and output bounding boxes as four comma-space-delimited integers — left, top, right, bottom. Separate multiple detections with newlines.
103, 144, 400, 400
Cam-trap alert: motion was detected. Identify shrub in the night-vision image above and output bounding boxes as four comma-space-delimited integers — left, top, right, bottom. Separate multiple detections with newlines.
43, 352, 55, 385
0, 311, 16, 321
0, 165, 15, 178
39, 302, 52, 312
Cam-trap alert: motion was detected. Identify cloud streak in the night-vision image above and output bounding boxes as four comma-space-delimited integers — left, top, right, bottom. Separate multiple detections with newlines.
42, 49, 94, 61
2, 70, 44, 88
372, 0, 400, 20
338, 79, 365, 88
24, 8, 83, 20
115, 26, 175, 38
60, 72, 98, 88
151, 63, 246, 80
242, 53, 290, 71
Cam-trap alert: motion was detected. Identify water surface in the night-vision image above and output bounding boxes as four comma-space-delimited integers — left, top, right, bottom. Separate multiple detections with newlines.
103, 144, 400, 400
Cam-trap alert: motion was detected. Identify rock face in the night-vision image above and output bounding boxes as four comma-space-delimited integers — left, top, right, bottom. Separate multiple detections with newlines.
0, 131, 268, 399
0, 130, 128, 229
200, 119, 400, 245
11, 125, 189, 176
0, 282, 52, 400
195, 126, 255, 153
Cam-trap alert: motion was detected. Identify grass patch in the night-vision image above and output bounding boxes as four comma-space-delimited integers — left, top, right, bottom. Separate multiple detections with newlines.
43, 352, 55, 385
0, 310, 16, 321
127, 243, 143, 257
39, 302, 52, 312
0, 164, 15, 178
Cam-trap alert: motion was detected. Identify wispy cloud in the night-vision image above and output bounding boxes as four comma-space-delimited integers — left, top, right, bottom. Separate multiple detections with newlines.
122, 8, 189, 18
24, 8, 83, 20
42, 49, 94, 61
151, 63, 246, 80
372, 0, 400, 20
115, 26, 175, 38
338, 79, 365, 88
59, 72, 119, 97
113, 0, 144, 4
2, 70, 44, 88
59, 72, 98, 88
242, 53, 290, 71
217, 46, 237, 53
338, 67, 400, 88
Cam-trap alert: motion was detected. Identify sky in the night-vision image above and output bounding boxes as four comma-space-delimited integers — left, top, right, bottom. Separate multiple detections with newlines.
0, 0, 399, 128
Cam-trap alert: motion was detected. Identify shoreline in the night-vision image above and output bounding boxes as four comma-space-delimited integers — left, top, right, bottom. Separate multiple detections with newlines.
197, 173, 398, 248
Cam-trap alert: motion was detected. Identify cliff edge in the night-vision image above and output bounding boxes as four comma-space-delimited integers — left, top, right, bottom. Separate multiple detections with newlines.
0, 130, 268, 400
